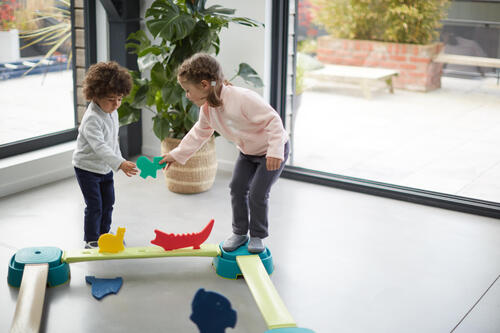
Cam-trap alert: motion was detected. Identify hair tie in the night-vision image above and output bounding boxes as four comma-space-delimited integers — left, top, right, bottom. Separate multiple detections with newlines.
210, 81, 216, 87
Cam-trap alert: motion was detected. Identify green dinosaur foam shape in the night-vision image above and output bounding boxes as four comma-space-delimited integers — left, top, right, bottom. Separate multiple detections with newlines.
136, 156, 167, 179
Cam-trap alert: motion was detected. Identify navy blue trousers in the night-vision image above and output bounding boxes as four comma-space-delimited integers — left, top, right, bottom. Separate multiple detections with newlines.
229, 141, 289, 239
74, 167, 115, 242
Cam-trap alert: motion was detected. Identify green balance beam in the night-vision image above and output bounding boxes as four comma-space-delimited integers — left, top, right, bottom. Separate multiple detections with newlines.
62, 244, 221, 263
236, 255, 296, 330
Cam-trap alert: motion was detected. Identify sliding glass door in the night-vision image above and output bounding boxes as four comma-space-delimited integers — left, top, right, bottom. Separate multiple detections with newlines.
276, 0, 500, 217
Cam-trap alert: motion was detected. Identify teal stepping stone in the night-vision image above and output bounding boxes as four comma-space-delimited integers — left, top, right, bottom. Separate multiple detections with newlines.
136, 156, 166, 179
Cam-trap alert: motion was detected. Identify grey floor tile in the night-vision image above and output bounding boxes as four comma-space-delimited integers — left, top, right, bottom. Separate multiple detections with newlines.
452, 274, 500, 333
2, 171, 500, 332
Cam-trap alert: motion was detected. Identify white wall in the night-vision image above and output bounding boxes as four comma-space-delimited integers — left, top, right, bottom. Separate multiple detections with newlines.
141, 0, 271, 171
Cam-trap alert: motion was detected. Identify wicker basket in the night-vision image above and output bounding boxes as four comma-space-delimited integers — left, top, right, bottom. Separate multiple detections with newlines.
160, 136, 217, 194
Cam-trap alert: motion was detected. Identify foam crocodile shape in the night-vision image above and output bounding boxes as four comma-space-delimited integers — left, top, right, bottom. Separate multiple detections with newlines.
151, 219, 214, 251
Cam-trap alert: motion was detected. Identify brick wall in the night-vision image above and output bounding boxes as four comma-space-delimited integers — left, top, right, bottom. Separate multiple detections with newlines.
317, 36, 444, 91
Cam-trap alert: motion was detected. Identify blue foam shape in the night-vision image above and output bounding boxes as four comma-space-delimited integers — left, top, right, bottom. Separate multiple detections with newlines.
190, 288, 237, 333
212, 241, 273, 279
85, 276, 123, 300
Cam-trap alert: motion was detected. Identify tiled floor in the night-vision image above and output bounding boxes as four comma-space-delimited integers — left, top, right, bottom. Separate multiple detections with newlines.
292, 76, 500, 202
1, 170, 500, 332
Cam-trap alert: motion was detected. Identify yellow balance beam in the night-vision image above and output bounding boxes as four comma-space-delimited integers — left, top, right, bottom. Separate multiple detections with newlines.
62, 244, 220, 263
236, 255, 296, 330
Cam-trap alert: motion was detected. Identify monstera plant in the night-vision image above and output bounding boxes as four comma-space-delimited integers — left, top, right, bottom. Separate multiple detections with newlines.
119, 0, 264, 194
118, 0, 263, 140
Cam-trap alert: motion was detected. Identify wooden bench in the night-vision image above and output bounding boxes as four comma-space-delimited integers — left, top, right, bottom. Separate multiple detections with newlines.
434, 53, 500, 84
305, 64, 399, 98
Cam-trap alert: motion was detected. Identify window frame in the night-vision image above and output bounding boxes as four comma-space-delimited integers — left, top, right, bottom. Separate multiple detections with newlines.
0, 0, 97, 159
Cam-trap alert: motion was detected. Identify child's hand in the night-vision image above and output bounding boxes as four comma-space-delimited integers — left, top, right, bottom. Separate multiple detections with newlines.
266, 157, 282, 171
159, 153, 175, 170
119, 161, 138, 177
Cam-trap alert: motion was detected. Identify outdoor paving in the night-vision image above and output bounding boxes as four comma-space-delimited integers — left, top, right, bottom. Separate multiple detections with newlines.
0, 70, 74, 145
292, 75, 500, 202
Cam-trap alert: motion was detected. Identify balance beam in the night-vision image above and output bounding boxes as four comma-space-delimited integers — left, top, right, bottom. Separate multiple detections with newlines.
236, 255, 296, 330
62, 244, 221, 263
9, 263, 48, 333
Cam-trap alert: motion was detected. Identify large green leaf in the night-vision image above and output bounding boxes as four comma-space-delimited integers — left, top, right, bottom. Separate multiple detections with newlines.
150, 62, 168, 88
125, 30, 151, 55
185, 0, 208, 14
190, 21, 216, 53
153, 114, 172, 141
180, 93, 190, 111
118, 102, 141, 126
202, 5, 235, 15
161, 82, 184, 106
131, 84, 149, 108
146, 1, 196, 42
234, 63, 264, 88
187, 103, 199, 122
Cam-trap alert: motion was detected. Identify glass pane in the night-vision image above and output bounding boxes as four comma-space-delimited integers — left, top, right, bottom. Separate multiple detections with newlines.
0, 0, 75, 145
288, 0, 500, 203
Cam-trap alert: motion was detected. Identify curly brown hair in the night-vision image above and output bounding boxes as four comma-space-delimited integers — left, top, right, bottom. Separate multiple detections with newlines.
83, 61, 132, 101
177, 53, 224, 107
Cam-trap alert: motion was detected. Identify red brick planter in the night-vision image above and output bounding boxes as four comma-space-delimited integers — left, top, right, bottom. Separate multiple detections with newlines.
316, 36, 444, 92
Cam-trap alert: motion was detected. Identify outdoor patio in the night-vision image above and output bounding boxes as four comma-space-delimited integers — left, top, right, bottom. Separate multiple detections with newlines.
292, 75, 500, 203
0, 69, 74, 145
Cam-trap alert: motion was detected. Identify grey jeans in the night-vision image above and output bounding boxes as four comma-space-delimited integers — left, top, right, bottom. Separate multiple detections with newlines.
229, 141, 289, 238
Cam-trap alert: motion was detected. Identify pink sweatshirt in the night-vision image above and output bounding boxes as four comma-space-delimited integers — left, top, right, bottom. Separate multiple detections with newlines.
169, 85, 289, 165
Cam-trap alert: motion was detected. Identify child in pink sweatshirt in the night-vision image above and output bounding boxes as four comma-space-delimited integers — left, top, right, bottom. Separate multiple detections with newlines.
159, 53, 289, 253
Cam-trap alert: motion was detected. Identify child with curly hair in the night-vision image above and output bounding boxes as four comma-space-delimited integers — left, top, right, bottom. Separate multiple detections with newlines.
160, 53, 289, 253
73, 61, 138, 249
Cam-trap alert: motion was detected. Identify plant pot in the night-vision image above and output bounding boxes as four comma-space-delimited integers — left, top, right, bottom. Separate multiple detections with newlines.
0, 29, 20, 63
160, 136, 217, 194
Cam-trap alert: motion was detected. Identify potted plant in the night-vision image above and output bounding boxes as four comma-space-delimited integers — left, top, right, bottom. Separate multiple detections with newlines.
118, 0, 263, 193
310, 0, 450, 91
0, 0, 20, 63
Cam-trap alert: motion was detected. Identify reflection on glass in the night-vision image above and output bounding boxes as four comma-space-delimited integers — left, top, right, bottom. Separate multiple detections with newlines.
0, 0, 74, 145
441, 26, 496, 77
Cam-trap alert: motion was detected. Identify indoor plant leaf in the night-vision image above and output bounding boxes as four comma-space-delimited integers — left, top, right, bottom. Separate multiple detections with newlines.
118, 102, 142, 126
234, 63, 264, 88
146, 1, 196, 42
153, 114, 172, 141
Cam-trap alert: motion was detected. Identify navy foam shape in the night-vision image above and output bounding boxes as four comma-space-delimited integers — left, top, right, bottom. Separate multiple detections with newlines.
85, 276, 123, 300
190, 288, 237, 333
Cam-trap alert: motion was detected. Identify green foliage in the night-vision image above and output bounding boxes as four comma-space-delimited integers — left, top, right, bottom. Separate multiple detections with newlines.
295, 57, 305, 95
119, 0, 263, 140
310, 0, 450, 45
18, 0, 71, 74
297, 39, 317, 55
